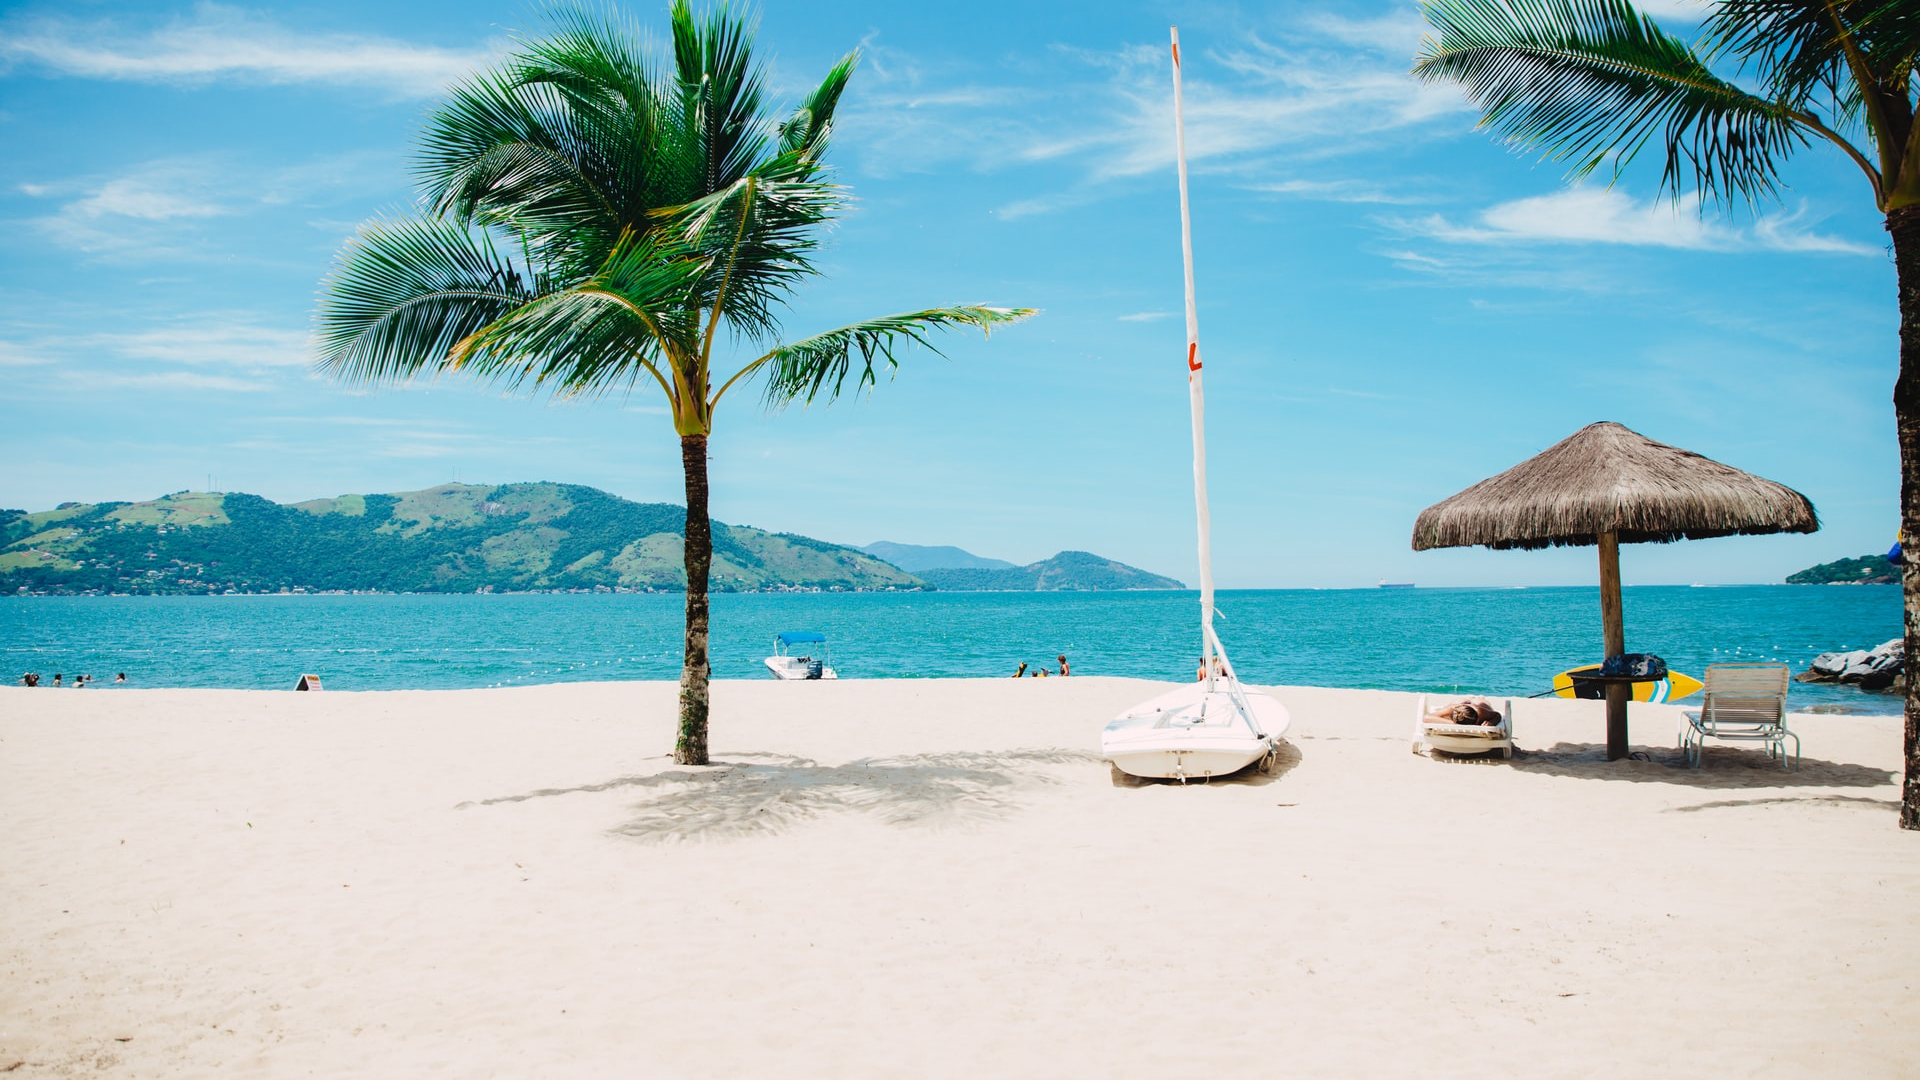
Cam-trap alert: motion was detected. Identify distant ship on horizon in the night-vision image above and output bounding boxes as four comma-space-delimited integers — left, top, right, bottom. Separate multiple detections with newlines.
1378, 579, 1415, 589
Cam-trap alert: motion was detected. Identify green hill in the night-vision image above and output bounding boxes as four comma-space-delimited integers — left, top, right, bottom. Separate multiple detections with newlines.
0, 483, 923, 596
918, 550, 1183, 591
1786, 554, 1899, 585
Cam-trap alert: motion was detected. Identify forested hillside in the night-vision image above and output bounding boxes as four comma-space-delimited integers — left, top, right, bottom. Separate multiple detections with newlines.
1786, 554, 1899, 586
0, 483, 922, 595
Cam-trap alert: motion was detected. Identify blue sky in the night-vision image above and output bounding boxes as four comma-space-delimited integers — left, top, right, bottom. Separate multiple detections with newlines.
0, 0, 1893, 587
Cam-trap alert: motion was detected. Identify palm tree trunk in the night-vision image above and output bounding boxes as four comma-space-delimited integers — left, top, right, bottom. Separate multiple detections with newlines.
675, 433, 712, 766
1890, 205, 1920, 829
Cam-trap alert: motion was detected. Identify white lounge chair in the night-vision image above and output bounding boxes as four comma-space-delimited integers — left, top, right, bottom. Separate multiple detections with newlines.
1411, 694, 1513, 759
1679, 663, 1796, 769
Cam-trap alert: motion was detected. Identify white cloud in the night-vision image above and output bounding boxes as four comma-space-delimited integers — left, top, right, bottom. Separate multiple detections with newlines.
1633, 0, 1713, 24
1752, 213, 1885, 255
90, 323, 312, 368
0, 314, 314, 402
0, 5, 493, 97
1381, 248, 1458, 271
262, 415, 450, 428
1299, 8, 1436, 56
1117, 311, 1175, 322
96, 371, 272, 393
1250, 179, 1427, 204
1406, 188, 1727, 247
838, 14, 1474, 205
0, 341, 50, 367
61, 175, 227, 223
22, 162, 231, 253
1023, 35, 1470, 181
1394, 187, 1877, 255
364, 429, 566, 459
376, 441, 465, 459
994, 192, 1096, 220
18, 152, 402, 257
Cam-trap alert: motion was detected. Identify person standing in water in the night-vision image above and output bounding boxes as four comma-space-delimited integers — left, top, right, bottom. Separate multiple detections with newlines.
1057, 655, 1070, 677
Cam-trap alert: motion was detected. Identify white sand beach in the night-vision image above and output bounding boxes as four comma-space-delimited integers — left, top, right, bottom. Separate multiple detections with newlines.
3, 677, 1917, 1077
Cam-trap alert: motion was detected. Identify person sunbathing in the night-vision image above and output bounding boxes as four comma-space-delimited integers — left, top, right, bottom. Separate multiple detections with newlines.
1422, 699, 1502, 726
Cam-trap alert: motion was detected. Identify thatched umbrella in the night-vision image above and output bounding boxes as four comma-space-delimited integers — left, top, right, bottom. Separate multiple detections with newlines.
1412, 422, 1818, 759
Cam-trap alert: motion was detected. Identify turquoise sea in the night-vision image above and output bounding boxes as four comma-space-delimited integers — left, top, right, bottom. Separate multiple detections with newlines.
0, 586, 1902, 714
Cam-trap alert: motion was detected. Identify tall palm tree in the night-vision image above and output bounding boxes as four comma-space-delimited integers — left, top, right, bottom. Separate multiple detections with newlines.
314, 4, 1031, 765
1413, 0, 1920, 826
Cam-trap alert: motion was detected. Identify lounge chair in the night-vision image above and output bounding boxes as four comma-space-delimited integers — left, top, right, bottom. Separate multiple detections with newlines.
1679, 663, 1796, 769
1411, 694, 1513, 759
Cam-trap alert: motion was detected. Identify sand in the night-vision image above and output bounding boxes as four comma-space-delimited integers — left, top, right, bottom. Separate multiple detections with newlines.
3, 676, 1917, 1077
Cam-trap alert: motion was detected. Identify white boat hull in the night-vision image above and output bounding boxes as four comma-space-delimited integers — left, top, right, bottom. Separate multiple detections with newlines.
764, 656, 837, 681
1102, 682, 1290, 781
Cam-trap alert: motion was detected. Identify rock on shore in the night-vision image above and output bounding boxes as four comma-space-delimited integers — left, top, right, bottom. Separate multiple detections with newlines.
1798, 638, 1904, 692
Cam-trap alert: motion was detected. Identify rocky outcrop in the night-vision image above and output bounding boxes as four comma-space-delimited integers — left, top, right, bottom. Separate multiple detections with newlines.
1798, 639, 1904, 692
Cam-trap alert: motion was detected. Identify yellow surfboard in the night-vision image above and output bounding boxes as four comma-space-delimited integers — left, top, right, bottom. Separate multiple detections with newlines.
1552, 665, 1703, 703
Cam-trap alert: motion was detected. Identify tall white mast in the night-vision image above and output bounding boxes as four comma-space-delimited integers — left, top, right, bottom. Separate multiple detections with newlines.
1170, 26, 1219, 686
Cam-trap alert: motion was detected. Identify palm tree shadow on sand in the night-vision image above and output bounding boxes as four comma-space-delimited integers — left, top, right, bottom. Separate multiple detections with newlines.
1507, 742, 1894, 790
594, 749, 1103, 842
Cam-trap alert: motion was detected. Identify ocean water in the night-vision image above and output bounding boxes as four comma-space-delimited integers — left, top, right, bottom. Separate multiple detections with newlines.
0, 586, 1901, 714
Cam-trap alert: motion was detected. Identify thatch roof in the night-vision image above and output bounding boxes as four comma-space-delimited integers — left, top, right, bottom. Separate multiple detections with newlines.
1412, 422, 1818, 551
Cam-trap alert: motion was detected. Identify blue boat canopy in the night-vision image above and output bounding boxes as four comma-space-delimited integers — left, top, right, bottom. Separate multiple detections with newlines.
777, 631, 827, 645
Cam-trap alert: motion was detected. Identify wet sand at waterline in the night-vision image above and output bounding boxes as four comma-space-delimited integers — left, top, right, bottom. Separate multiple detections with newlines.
3, 677, 1915, 1077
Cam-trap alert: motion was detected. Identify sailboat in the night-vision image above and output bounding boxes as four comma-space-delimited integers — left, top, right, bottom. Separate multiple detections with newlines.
1101, 27, 1291, 783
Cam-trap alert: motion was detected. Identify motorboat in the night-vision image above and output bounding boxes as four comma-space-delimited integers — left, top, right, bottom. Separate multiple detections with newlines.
1100, 28, 1289, 783
764, 631, 837, 680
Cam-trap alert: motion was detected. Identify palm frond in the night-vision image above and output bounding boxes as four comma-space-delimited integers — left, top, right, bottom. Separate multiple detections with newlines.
450, 231, 707, 399
520, 5, 657, 121
420, 70, 620, 248
1707, 0, 1919, 102
507, 9, 686, 228
1706, 0, 1917, 194
670, 0, 772, 196
314, 215, 533, 384
779, 50, 859, 163
755, 306, 1035, 407
660, 173, 843, 343
1414, 0, 1810, 202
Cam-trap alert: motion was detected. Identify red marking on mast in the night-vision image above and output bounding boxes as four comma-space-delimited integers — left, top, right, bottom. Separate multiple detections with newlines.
1187, 343, 1201, 372
1171, 42, 1180, 66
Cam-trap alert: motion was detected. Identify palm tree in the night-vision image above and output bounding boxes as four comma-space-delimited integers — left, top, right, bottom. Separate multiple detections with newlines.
1413, 0, 1920, 826
314, 4, 1031, 765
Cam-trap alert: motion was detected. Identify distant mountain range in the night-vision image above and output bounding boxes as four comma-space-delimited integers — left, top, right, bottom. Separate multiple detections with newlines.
857, 540, 1182, 591
859, 541, 1015, 573
917, 551, 1184, 591
1, 484, 1184, 596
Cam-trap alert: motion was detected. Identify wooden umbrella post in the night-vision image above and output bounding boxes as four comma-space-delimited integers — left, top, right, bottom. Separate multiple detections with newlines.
1598, 530, 1627, 760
